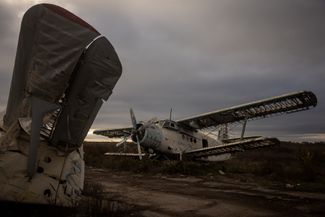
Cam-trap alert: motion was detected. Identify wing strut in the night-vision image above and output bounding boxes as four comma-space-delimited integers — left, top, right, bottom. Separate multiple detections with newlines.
240, 119, 248, 139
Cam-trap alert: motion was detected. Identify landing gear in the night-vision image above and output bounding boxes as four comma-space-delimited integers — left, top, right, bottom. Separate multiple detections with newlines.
149, 152, 170, 160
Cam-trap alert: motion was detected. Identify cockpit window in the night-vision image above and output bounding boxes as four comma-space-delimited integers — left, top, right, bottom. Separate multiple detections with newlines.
162, 120, 179, 131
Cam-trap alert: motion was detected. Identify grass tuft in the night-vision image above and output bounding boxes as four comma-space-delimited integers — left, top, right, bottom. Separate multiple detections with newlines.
84, 141, 325, 192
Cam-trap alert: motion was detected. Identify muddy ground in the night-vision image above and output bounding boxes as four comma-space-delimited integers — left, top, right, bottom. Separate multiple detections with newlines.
87, 167, 325, 217
2, 141, 323, 217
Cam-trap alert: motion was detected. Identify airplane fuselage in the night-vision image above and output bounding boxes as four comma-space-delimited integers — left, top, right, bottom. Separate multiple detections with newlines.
134, 120, 223, 155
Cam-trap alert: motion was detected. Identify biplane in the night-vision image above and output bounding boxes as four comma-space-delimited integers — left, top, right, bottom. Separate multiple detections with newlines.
94, 91, 317, 161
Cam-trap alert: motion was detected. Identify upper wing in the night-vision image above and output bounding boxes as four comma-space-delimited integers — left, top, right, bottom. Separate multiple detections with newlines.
93, 127, 133, 138
177, 91, 317, 130
185, 137, 279, 158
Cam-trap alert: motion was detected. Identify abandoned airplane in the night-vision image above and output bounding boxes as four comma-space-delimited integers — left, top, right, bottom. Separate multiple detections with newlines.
94, 91, 317, 161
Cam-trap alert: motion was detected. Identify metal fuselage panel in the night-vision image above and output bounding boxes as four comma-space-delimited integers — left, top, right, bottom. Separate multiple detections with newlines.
159, 128, 222, 154
139, 121, 222, 154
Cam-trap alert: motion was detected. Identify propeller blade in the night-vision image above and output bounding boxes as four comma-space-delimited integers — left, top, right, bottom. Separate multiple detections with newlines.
116, 135, 131, 147
136, 135, 143, 160
116, 136, 129, 147
130, 108, 137, 129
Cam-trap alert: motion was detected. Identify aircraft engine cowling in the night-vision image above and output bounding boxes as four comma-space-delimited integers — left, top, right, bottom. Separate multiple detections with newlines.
131, 124, 163, 150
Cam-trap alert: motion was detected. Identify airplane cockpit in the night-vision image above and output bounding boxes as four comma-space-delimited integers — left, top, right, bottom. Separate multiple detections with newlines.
159, 120, 179, 131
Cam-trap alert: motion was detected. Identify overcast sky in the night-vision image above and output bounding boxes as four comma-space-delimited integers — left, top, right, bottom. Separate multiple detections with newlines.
0, 0, 324, 141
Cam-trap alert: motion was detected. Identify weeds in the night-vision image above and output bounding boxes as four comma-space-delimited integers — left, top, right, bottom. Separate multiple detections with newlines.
296, 147, 316, 181
82, 181, 105, 215
80, 180, 140, 217
84, 141, 325, 190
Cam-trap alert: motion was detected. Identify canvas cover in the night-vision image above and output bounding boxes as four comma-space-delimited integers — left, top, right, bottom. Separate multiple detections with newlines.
3, 4, 122, 148
0, 3, 122, 206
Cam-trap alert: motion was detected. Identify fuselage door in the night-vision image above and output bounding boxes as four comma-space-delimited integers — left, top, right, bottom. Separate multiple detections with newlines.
202, 138, 208, 148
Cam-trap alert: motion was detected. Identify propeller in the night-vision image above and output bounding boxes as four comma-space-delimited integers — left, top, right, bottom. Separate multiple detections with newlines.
130, 108, 137, 129
116, 129, 133, 148
129, 108, 143, 160
115, 108, 157, 160
116, 136, 130, 147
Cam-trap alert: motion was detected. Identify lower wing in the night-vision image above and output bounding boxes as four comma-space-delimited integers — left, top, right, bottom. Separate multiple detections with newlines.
185, 137, 279, 158
93, 127, 132, 138
104, 152, 146, 157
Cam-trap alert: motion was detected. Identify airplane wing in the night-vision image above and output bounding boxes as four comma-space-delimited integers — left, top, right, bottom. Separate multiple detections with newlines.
185, 137, 279, 158
93, 127, 133, 138
177, 91, 317, 130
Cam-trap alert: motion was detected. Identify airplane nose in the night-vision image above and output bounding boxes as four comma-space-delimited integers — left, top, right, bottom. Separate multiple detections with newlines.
131, 123, 146, 142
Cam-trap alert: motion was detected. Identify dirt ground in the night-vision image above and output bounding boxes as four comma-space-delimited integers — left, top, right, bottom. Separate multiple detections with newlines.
87, 167, 325, 217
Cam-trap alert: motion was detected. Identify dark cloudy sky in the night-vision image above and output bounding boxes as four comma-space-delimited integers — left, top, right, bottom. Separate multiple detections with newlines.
0, 0, 324, 141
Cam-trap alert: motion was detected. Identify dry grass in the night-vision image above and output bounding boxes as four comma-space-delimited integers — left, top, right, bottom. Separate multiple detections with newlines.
80, 180, 141, 217
84, 141, 325, 192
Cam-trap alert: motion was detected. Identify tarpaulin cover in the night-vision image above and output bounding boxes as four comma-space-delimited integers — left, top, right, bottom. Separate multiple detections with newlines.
3, 4, 122, 148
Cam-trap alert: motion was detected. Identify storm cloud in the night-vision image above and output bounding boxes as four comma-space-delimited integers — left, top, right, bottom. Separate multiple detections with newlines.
0, 0, 324, 140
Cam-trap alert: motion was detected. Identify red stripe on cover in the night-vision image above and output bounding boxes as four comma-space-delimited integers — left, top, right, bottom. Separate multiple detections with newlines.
44, 4, 99, 34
